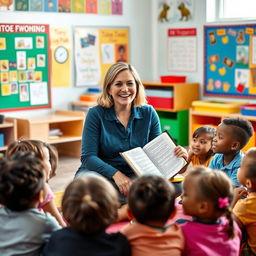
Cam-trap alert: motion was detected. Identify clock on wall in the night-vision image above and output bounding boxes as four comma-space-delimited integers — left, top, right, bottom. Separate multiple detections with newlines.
54, 46, 68, 64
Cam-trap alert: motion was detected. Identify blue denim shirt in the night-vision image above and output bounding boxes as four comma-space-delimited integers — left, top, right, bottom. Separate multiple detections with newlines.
209, 151, 243, 187
77, 104, 161, 179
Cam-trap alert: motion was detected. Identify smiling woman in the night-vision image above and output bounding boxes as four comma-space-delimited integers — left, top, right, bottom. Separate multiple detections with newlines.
75, 62, 162, 204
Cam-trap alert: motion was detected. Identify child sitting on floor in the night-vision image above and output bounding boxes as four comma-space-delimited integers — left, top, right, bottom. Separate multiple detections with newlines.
232, 147, 256, 255
121, 175, 184, 256
43, 175, 130, 256
188, 125, 216, 167
209, 117, 253, 187
0, 152, 60, 255
6, 139, 66, 227
178, 166, 241, 256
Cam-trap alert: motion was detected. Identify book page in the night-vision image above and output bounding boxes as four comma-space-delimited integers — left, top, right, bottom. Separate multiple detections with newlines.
120, 147, 164, 177
143, 132, 187, 179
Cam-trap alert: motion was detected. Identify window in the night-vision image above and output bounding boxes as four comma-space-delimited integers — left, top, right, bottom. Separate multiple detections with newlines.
207, 0, 256, 22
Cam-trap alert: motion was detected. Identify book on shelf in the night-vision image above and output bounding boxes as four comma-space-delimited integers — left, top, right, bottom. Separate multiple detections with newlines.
120, 131, 187, 180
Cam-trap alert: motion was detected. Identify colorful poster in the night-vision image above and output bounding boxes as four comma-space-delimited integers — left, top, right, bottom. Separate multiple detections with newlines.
29, 0, 43, 11
0, 0, 14, 11
58, 0, 71, 12
74, 27, 101, 86
15, 0, 29, 11
111, 0, 122, 15
50, 27, 71, 87
0, 24, 50, 111
98, 0, 111, 15
85, 0, 97, 13
72, 0, 85, 13
44, 0, 58, 12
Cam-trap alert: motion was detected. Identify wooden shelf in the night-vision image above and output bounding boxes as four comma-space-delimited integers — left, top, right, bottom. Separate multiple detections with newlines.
0, 118, 17, 151
143, 81, 200, 112
13, 110, 85, 157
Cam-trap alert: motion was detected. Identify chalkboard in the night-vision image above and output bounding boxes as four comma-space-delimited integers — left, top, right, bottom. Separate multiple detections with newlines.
204, 24, 256, 98
0, 23, 51, 112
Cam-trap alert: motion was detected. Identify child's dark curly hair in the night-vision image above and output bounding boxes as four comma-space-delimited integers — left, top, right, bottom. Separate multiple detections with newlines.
222, 117, 253, 148
0, 152, 44, 211
128, 175, 176, 224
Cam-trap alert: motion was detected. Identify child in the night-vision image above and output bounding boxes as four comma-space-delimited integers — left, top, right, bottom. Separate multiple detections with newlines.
6, 139, 66, 227
43, 176, 130, 256
232, 147, 256, 255
0, 152, 60, 255
178, 166, 241, 256
121, 175, 184, 256
209, 117, 253, 187
188, 125, 216, 166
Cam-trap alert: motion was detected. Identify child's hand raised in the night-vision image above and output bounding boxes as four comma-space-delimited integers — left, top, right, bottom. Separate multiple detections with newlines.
232, 187, 248, 207
174, 146, 188, 161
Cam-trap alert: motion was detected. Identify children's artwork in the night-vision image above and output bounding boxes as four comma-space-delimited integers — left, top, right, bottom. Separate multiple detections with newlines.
10, 82, 18, 94
30, 82, 49, 105
58, 0, 71, 12
19, 83, 29, 101
0, 24, 50, 111
111, 0, 122, 15
204, 24, 256, 98
0, 38, 6, 50
17, 51, 26, 70
0, 0, 14, 11
44, 0, 58, 12
15, 0, 29, 11
98, 0, 111, 14
15, 37, 33, 49
85, 0, 97, 13
158, 0, 193, 23
73, 26, 129, 86
0, 60, 9, 71
37, 54, 46, 67
1, 84, 11, 95
72, 0, 84, 13
29, 0, 43, 11
36, 36, 44, 48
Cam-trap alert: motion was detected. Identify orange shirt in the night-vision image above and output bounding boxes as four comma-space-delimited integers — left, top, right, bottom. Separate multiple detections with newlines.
190, 155, 213, 167
121, 221, 184, 256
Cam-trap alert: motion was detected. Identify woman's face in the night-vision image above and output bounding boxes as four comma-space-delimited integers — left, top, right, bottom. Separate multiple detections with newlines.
108, 70, 137, 108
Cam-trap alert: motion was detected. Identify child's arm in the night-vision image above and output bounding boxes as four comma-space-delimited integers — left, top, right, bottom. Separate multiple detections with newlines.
42, 200, 67, 227
232, 186, 248, 208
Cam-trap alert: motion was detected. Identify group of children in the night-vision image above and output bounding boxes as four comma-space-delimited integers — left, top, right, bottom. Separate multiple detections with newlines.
0, 116, 256, 255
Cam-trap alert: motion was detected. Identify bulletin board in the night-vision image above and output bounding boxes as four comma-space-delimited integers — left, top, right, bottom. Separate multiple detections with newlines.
204, 24, 256, 98
73, 26, 129, 87
0, 23, 51, 112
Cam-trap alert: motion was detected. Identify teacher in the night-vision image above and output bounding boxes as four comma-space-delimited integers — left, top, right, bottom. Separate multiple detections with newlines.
75, 62, 186, 203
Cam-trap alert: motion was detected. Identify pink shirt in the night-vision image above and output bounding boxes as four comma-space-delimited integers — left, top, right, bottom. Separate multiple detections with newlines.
179, 217, 241, 256
121, 221, 184, 256
38, 183, 54, 212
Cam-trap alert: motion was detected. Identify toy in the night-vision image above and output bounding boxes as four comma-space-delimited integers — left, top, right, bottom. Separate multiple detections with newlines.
159, 3, 170, 22
178, 2, 191, 21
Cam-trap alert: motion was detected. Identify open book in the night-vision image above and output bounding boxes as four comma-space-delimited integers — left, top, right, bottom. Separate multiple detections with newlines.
120, 131, 187, 180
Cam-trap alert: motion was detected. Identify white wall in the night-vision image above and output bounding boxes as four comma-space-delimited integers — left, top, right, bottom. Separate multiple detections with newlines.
0, 0, 153, 117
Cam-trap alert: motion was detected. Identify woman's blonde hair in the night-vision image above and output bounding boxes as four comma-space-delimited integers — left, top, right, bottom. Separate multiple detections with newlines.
97, 62, 147, 107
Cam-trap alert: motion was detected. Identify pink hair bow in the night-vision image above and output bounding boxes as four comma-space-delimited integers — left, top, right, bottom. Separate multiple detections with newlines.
218, 197, 229, 208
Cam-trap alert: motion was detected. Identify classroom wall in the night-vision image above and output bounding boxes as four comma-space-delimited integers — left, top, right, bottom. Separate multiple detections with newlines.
0, 0, 153, 117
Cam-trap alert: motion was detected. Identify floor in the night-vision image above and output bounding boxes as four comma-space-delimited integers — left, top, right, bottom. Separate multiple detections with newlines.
49, 156, 81, 192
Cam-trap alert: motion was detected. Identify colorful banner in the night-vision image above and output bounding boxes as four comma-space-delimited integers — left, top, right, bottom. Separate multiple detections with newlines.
50, 27, 71, 87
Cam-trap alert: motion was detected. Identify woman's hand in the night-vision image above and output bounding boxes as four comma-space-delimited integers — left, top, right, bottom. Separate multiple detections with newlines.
174, 145, 188, 161
112, 171, 132, 196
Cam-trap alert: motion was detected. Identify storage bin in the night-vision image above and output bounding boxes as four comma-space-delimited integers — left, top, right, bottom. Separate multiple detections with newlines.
147, 96, 174, 109
192, 100, 248, 114
80, 94, 99, 101
0, 133, 4, 147
240, 104, 256, 116
160, 76, 186, 83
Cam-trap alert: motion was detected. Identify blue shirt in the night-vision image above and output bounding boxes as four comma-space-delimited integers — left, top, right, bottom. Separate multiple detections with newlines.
77, 104, 161, 179
209, 151, 243, 187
